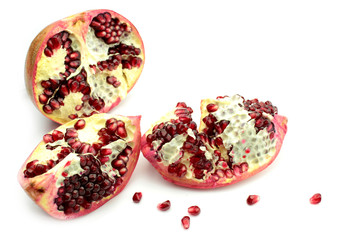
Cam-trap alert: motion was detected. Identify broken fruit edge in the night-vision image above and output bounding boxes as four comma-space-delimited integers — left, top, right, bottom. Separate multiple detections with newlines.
141, 114, 287, 189
18, 115, 141, 220
25, 9, 145, 124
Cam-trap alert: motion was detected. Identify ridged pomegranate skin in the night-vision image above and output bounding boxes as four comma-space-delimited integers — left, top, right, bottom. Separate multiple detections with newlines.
141, 114, 287, 189
18, 115, 141, 220
25, 9, 145, 124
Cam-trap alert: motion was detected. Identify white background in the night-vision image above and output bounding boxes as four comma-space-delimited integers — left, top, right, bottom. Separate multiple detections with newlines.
1, 0, 359, 239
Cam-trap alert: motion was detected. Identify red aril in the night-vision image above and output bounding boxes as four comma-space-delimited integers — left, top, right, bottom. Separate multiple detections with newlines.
141, 95, 287, 189
18, 113, 141, 219
188, 205, 200, 216
181, 216, 190, 229
157, 200, 171, 211
247, 195, 260, 205
25, 9, 145, 124
132, 192, 142, 203
310, 193, 322, 204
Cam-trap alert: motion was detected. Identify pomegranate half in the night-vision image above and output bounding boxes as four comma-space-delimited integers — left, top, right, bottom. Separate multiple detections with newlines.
18, 113, 141, 219
25, 9, 145, 124
141, 95, 287, 189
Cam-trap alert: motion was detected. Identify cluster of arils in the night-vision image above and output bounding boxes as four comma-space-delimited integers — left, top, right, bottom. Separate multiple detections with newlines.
54, 154, 122, 214
23, 117, 134, 215
243, 98, 277, 137
90, 12, 131, 44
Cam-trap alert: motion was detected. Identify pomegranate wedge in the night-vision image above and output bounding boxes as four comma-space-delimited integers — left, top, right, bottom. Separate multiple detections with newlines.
18, 113, 141, 219
25, 9, 145, 124
141, 95, 287, 189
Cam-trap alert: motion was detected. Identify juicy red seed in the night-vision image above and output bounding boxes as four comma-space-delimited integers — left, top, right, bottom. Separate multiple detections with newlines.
176, 164, 187, 177
310, 193, 322, 204
117, 127, 127, 138
240, 162, 249, 173
176, 102, 187, 108
44, 47, 53, 57
188, 206, 200, 216
247, 195, 260, 205
111, 159, 125, 169
52, 130, 64, 141
206, 103, 218, 112
74, 119, 86, 130
100, 148, 112, 156
43, 104, 53, 114
157, 200, 171, 211
181, 216, 190, 230
43, 134, 54, 143
132, 192, 142, 203
39, 94, 48, 104
106, 76, 117, 85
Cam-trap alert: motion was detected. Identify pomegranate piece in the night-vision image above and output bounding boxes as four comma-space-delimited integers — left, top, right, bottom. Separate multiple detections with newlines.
247, 195, 260, 205
181, 216, 190, 229
25, 9, 145, 124
310, 193, 322, 204
157, 200, 171, 211
141, 95, 287, 189
132, 192, 142, 203
188, 205, 200, 216
18, 113, 141, 220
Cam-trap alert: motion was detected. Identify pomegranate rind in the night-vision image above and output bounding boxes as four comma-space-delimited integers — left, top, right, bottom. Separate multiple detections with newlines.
18, 113, 141, 220
25, 9, 145, 124
141, 97, 287, 189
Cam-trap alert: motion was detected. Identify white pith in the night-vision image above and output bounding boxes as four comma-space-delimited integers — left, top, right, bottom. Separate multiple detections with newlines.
33, 17, 144, 123
149, 95, 278, 179
54, 153, 81, 187
25, 113, 136, 181
207, 95, 277, 172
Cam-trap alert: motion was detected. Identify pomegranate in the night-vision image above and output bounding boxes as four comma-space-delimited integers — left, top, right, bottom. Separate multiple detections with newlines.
18, 113, 141, 219
141, 95, 287, 189
25, 9, 145, 124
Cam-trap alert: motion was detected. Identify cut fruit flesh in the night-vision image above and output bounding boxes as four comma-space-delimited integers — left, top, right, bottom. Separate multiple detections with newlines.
25, 9, 145, 124
18, 113, 141, 219
141, 95, 287, 189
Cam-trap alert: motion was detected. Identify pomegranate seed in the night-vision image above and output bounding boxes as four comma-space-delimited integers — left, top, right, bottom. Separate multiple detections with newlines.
206, 103, 219, 112
43, 134, 54, 143
39, 94, 48, 104
111, 159, 125, 169
43, 104, 53, 114
100, 148, 112, 156
117, 127, 127, 138
247, 195, 260, 205
74, 119, 86, 130
188, 206, 200, 216
132, 192, 142, 203
52, 130, 64, 141
181, 216, 190, 229
157, 200, 171, 211
310, 193, 322, 204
